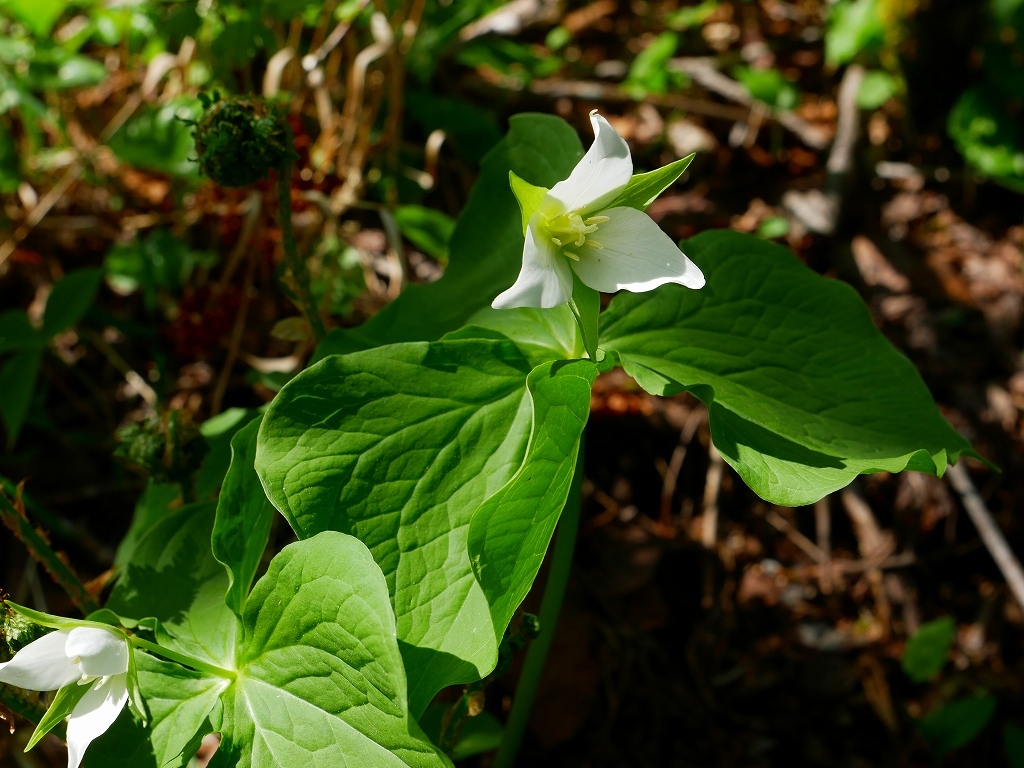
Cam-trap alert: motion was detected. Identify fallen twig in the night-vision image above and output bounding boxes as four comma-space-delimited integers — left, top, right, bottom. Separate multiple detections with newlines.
946, 462, 1024, 611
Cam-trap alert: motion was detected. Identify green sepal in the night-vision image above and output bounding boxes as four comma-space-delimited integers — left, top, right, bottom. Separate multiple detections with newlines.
26, 681, 91, 751
509, 170, 549, 236
7, 602, 124, 635
125, 642, 148, 725
568, 272, 600, 360
607, 154, 695, 211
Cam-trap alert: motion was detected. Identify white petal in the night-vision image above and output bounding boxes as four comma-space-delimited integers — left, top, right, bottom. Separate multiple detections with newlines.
66, 674, 128, 768
0, 630, 78, 691
546, 111, 632, 215
492, 213, 573, 309
570, 207, 705, 293
65, 627, 128, 678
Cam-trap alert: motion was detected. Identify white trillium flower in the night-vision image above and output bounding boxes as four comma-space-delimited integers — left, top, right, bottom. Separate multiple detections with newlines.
0, 626, 130, 768
492, 110, 705, 310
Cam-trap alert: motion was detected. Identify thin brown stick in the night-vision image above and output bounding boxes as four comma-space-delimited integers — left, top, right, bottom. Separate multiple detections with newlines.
766, 508, 830, 565
659, 406, 705, 525
947, 462, 1024, 610
210, 251, 257, 417
701, 443, 724, 549
0, 490, 99, 615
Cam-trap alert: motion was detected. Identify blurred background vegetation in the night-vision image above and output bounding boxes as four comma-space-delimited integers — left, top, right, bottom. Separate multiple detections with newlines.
3, 0, 1024, 766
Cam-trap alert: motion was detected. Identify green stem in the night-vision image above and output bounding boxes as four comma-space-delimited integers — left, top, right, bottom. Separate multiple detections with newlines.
277, 161, 327, 343
492, 442, 585, 768
130, 636, 236, 681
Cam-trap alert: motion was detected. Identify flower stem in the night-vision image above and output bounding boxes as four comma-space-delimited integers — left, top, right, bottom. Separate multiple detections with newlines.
277, 161, 327, 344
492, 441, 585, 768
130, 636, 236, 681
0, 491, 99, 615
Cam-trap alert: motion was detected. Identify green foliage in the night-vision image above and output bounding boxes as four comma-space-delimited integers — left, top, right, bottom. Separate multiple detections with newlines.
509, 170, 548, 236
394, 205, 457, 263
0, 348, 42, 449
948, 86, 1024, 193
625, 32, 682, 96
600, 230, 975, 505
211, 418, 276, 617
857, 70, 898, 109
918, 695, 997, 756
115, 410, 210, 487
902, 616, 956, 682
666, 1, 719, 31
104, 230, 217, 311
460, 305, 582, 366
0, 0, 67, 37
404, 90, 501, 166
211, 532, 452, 768
107, 98, 203, 179
825, 0, 885, 64
1005, 722, 1024, 768
756, 216, 790, 240
41, 267, 104, 337
734, 66, 799, 110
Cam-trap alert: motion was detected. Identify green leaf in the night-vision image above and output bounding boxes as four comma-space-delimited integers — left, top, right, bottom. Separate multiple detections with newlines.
84, 653, 227, 768
918, 695, 996, 755
460, 305, 582, 366
419, 705, 504, 761
733, 66, 800, 110
948, 86, 1024, 194
509, 170, 549, 237
600, 230, 976, 506
825, 0, 885, 65
212, 532, 451, 768
0, 0, 67, 36
26, 679, 91, 751
625, 31, 679, 95
857, 70, 898, 110
314, 114, 583, 358
107, 98, 202, 179
0, 122, 19, 193
257, 338, 535, 714
394, 206, 457, 263
756, 216, 790, 240
211, 417, 276, 617
0, 348, 42, 449
42, 267, 104, 337
1005, 723, 1024, 768
107, 501, 236, 667
666, 0, 719, 30
114, 482, 181, 568
0, 310, 45, 354
194, 408, 261, 501
902, 616, 956, 682
468, 359, 595, 638
607, 155, 694, 212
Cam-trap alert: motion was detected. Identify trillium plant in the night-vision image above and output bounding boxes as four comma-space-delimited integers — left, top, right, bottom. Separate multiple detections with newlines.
1, 104, 983, 768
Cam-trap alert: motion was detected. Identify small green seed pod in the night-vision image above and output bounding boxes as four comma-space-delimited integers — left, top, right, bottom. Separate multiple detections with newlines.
192, 95, 295, 188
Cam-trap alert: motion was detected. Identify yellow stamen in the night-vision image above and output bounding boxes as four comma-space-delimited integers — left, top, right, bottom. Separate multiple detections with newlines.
563, 250, 580, 261
585, 239, 603, 249
551, 237, 562, 246
585, 215, 610, 225
574, 234, 586, 247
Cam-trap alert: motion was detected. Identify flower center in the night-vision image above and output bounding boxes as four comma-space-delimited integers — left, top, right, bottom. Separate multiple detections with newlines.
543, 212, 609, 261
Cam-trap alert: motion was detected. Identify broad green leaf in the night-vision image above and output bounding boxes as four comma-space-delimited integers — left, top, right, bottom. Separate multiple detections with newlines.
600, 230, 976, 506
394, 206, 457, 263
107, 501, 236, 667
460, 305, 582, 366
212, 417, 276, 617
84, 653, 227, 768
625, 31, 680, 95
114, 482, 181, 568
918, 695, 996, 755
469, 359, 595, 637
0, 348, 42, 449
509, 170, 548, 236
403, 90, 501, 165
211, 532, 451, 768
42, 267, 104, 337
902, 616, 955, 682
607, 155, 695, 212
194, 408, 261, 501
0, 0, 67, 36
314, 114, 583, 358
257, 339, 535, 714
27, 680, 90, 750
0, 310, 45, 354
